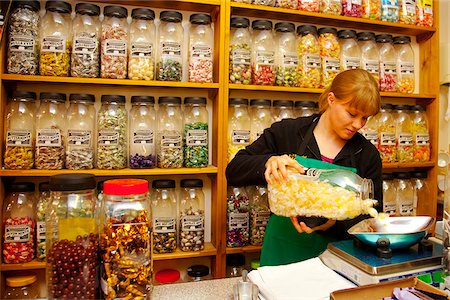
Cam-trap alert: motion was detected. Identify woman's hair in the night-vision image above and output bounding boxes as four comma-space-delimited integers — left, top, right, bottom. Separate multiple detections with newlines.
317, 69, 381, 116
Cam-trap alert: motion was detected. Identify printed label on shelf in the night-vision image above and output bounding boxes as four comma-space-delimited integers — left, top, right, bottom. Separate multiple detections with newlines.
363, 60, 380, 74
181, 215, 204, 231
398, 132, 413, 145
362, 130, 379, 146
399, 62, 414, 74
161, 42, 181, 56
154, 217, 176, 233
191, 45, 212, 59
161, 134, 182, 148
343, 57, 361, 70
130, 42, 153, 58
104, 39, 127, 56
380, 132, 396, 145
37, 221, 46, 240
36, 128, 62, 147
232, 130, 250, 145
6, 130, 32, 146
41, 36, 66, 53
382, 61, 397, 74
186, 129, 207, 146
323, 57, 340, 72
383, 203, 397, 215
4, 225, 31, 243
229, 212, 249, 229
9, 34, 34, 53
73, 36, 97, 54
232, 48, 251, 65
133, 130, 154, 145
98, 130, 119, 146
68, 129, 92, 146
415, 133, 430, 145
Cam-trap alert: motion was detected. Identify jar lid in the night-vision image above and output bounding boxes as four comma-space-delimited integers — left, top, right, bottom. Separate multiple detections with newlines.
155, 269, 180, 283
152, 179, 176, 189
46, 1, 71, 14
160, 10, 182, 23
101, 94, 126, 103
338, 29, 357, 39
230, 17, 249, 28
297, 25, 317, 36
395, 172, 411, 179
75, 3, 100, 16
393, 36, 411, 44
382, 173, 394, 180
187, 265, 209, 277
8, 182, 35, 193
381, 103, 394, 110
14, 0, 40, 12
104, 5, 127, 18
229, 98, 248, 106
104, 179, 149, 195
250, 99, 271, 107
411, 105, 425, 112
70, 93, 95, 103
11, 90, 37, 101
295, 101, 316, 108
40, 92, 66, 103
6, 274, 37, 287
318, 27, 337, 36
180, 179, 203, 188
375, 34, 393, 43
50, 174, 96, 191
184, 97, 207, 105
357, 31, 376, 41
158, 96, 181, 105
252, 20, 272, 30
273, 100, 294, 107
39, 181, 50, 192
274, 22, 295, 33
411, 172, 427, 179
250, 260, 260, 270
131, 96, 155, 104
190, 13, 212, 25
131, 8, 155, 20
394, 104, 410, 111
226, 253, 245, 266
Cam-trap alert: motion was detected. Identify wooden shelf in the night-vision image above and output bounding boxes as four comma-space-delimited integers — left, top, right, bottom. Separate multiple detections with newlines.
1, 260, 46, 271
382, 161, 436, 169
154, 243, 217, 261
226, 245, 262, 254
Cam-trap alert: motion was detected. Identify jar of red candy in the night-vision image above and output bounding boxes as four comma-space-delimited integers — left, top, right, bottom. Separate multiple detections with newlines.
298, 0, 320, 12
2, 182, 36, 264
189, 13, 214, 83
226, 186, 249, 247
376, 34, 397, 92
251, 20, 276, 86
416, 0, 433, 27
342, 0, 362, 17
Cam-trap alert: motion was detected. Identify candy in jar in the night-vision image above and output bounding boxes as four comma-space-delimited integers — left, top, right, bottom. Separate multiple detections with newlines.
36, 182, 50, 261
377, 34, 397, 92
359, 113, 379, 147
227, 186, 249, 247
250, 99, 272, 143
342, 0, 363, 17
276, 0, 298, 9
362, 0, 381, 20
229, 17, 252, 85
183, 97, 209, 168
157, 97, 183, 168
320, 0, 342, 15
248, 186, 270, 246
381, 0, 399, 22
274, 22, 298, 87
251, 20, 276, 86
297, 25, 321, 88
394, 36, 415, 94
319, 27, 340, 88
298, 0, 320, 12
410, 105, 430, 162
338, 30, 361, 71
358, 32, 379, 83
416, 0, 433, 26
189, 14, 214, 83
399, 0, 416, 24
152, 180, 177, 253
394, 105, 414, 163
157, 11, 183, 82
253, 0, 276, 6
228, 98, 251, 162
378, 104, 396, 163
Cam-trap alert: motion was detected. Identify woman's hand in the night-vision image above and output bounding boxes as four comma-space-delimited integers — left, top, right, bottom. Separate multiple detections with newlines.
264, 154, 304, 184
290, 217, 336, 234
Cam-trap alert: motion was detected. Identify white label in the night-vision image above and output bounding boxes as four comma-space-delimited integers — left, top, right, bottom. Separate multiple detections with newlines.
41, 36, 66, 53
405, 0, 416, 13
282, 53, 298, 67
343, 58, 360, 70
6, 130, 32, 147
161, 42, 181, 56
161, 134, 182, 148
399, 62, 414, 74
383, 203, 397, 215
186, 130, 207, 146
37, 221, 46, 240
104, 39, 127, 56
352, 0, 362, 4
232, 48, 251, 65
400, 202, 414, 215
191, 45, 212, 59
324, 57, 340, 72
68, 130, 92, 146
73, 36, 97, 54
305, 54, 321, 68
228, 212, 249, 229
130, 42, 153, 58
415, 133, 429, 145
10, 34, 35, 53
154, 217, 176, 233
256, 51, 275, 65
382, 61, 397, 74
363, 130, 379, 145
98, 130, 119, 146
363, 59, 379, 74
133, 130, 154, 145
37, 128, 61, 147
253, 211, 270, 226
181, 215, 204, 231
398, 132, 413, 145
4, 225, 31, 243
380, 132, 396, 145
232, 130, 250, 145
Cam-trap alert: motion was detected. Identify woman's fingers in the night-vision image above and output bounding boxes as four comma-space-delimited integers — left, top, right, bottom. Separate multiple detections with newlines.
290, 216, 304, 233
265, 155, 304, 184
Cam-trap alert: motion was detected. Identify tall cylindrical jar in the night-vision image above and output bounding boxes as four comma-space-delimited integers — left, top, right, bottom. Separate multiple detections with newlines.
377, 34, 397, 92
183, 97, 209, 168
362, 0, 381, 20
36, 182, 50, 261
359, 113, 379, 147
272, 100, 294, 123
2, 182, 36, 264
342, 0, 362, 17
101, 6, 128, 79
71, 3, 101, 78
158, 96, 183, 168
97, 95, 127, 169
35, 92, 66, 170
7, 0, 40, 75
382, 173, 397, 215
399, 0, 416, 24
411, 105, 430, 162
381, 0, 399, 22
252, 20, 276, 86
157, 11, 183, 82
394, 172, 415, 216
152, 180, 177, 253
274, 22, 298, 87
297, 25, 321, 88
101, 179, 152, 299
394, 36, 414, 93
4, 91, 36, 170
412, 172, 431, 216
189, 14, 214, 83
338, 29, 361, 71
250, 99, 272, 143
378, 104, 396, 163
358, 32, 379, 83
295, 101, 316, 118
179, 179, 205, 252
394, 105, 413, 162
318, 27, 340, 88
248, 185, 270, 246
128, 8, 156, 81
229, 17, 252, 85
227, 186, 249, 247
129, 96, 157, 169
39, 1, 72, 77
228, 98, 250, 163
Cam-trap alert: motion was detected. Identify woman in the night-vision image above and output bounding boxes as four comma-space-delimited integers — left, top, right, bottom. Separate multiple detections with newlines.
226, 69, 383, 266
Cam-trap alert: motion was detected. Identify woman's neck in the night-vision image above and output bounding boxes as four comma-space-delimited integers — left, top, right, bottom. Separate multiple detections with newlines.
314, 111, 346, 158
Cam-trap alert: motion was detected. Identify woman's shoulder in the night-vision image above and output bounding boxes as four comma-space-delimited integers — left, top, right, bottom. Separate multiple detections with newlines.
271, 114, 319, 132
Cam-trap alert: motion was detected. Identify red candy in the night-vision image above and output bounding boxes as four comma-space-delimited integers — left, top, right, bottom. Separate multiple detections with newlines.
3, 217, 35, 263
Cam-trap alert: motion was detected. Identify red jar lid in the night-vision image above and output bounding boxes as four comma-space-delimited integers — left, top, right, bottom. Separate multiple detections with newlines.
103, 179, 148, 195
155, 269, 180, 284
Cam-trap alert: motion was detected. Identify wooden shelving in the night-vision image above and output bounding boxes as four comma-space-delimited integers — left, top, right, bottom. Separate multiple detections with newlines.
226, 245, 262, 254
0, 260, 46, 271
154, 243, 217, 261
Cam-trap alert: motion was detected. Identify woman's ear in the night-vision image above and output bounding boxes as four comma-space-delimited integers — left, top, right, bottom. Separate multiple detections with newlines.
327, 92, 335, 105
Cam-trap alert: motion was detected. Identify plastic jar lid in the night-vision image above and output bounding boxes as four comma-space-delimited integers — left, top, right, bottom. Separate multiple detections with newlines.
104, 179, 149, 195
6, 274, 37, 287
49, 174, 96, 191
155, 269, 180, 283
187, 265, 209, 277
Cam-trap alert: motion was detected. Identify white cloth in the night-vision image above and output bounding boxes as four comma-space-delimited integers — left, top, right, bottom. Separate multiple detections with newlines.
248, 257, 356, 300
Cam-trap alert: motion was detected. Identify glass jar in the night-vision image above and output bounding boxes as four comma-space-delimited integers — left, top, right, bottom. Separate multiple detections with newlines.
252, 20, 276, 86
411, 105, 430, 162
248, 185, 270, 246
47, 174, 98, 299
101, 179, 152, 299
378, 104, 396, 163
399, 0, 416, 24
381, 0, 399, 22
4, 91, 36, 170
359, 113, 379, 147
299, 0, 320, 12
342, 0, 363, 17
157, 11, 183, 82
129, 8, 156, 81
189, 14, 214, 83
394, 172, 415, 216
377, 34, 397, 92
228, 98, 250, 163
226, 254, 246, 277
35, 92, 66, 170
250, 99, 272, 143
7, 0, 40, 75
338, 30, 361, 71
152, 179, 177, 253
394, 105, 413, 162
318, 27, 340, 88
253, 0, 276, 6
276, 0, 298, 9
183, 97, 209, 168
394, 36, 414, 93
71, 3, 101, 78
229, 17, 252, 85
321, 0, 342, 15
272, 100, 294, 123
157, 96, 183, 168
382, 173, 397, 215
129, 96, 157, 168
295, 101, 316, 118
358, 32, 379, 83
97, 95, 127, 169
179, 179, 205, 252
227, 186, 250, 247
36, 182, 49, 261
274, 22, 298, 87
66, 94, 95, 170
4, 274, 39, 299
297, 25, 321, 88
416, 0, 433, 27
39, 1, 72, 77
101, 5, 128, 79
412, 172, 431, 216
187, 265, 210, 281
362, 0, 381, 19
2, 182, 36, 264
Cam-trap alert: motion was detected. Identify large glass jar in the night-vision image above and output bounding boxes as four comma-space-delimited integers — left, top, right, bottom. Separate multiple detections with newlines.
179, 179, 205, 252
299, 0, 320, 12
276, 0, 298, 9
295, 101, 316, 118
394, 36, 414, 93
129, 8, 156, 81
394, 172, 415, 216
412, 172, 431, 215
71, 3, 100, 78
97, 95, 127, 169
129, 96, 157, 169
342, 0, 363, 17
101, 6, 128, 79
378, 104, 396, 163
416, 0, 433, 27
297, 25, 321, 88
399, 0, 416, 24
228, 98, 250, 163
252, 20, 276, 86
152, 179, 177, 253
358, 32, 379, 83
272, 100, 294, 123
101, 179, 152, 299
39, 1, 72, 77
227, 186, 249, 247
410, 105, 430, 162
321, 0, 342, 15
318, 27, 340, 88
377, 34, 397, 92
274, 22, 298, 87
157, 97, 183, 168
37, 182, 50, 261
7, 0, 40, 75
4, 91, 36, 170
229, 17, 252, 85
362, 0, 381, 19
2, 182, 36, 264
394, 105, 413, 163
35, 92, 66, 170
250, 99, 272, 143
66, 94, 95, 170
381, 0, 399, 22
189, 14, 214, 83
183, 97, 209, 168
382, 173, 397, 215
47, 174, 98, 299
253, 0, 276, 6
359, 114, 379, 147
4, 274, 39, 299
157, 11, 183, 82
248, 185, 270, 246
338, 29, 361, 71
